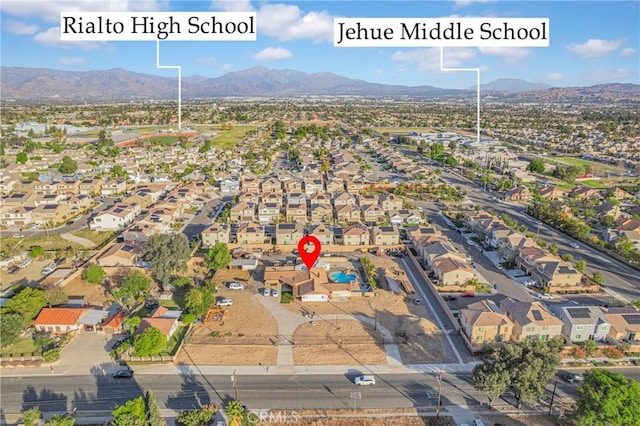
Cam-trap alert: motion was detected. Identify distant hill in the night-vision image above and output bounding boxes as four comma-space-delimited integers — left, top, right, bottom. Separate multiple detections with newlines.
472, 78, 552, 92
1, 66, 638, 102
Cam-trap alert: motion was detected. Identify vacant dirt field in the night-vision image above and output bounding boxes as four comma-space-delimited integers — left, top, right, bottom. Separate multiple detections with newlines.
176, 275, 279, 365
293, 319, 387, 365
258, 412, 455, 426
478, 414, 559, 426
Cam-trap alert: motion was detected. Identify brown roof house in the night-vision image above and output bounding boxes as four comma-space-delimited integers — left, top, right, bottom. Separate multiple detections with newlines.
137, 306, 181, 338
308, 224, 335, 246
433, 257, 475, 286
237, 221, 266, 244
342, 224, 370, 246
229, 202, 257, 223
336, 204, 361, 224
275, 223, 304, 245
460, 300, 514, 345
201, 222, 231, 248
499, 298, 563, 342
531, 261, 582, 292
371, 225, 400, 246
97, 242, 143, 267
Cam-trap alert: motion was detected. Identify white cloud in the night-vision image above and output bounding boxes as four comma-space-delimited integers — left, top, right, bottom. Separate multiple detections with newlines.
252, 46, 292, 61
57, 56, 86, 64
392, 47, 476, 72
195, 56, 218, 64
222, 63, 233, 72
258, 4, 334, 42
211, 0, 254, 12
620, 47, 636, 57
4, 21, 38, 34
0, 0, 167, 22
567, 39, 625, 58
454, 0, 497, 7
546, 72, 564, 82
584, 68, 635, 83
33, 26, 104, 50
478, 47, 532, 65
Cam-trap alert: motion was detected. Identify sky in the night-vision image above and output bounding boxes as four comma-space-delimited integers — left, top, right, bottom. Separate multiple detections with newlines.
1, 0, 638, 89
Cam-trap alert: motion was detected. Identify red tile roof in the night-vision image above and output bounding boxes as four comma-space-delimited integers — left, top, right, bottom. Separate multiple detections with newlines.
34, 308, 86, 326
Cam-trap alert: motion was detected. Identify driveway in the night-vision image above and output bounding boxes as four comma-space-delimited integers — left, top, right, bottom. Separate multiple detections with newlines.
55, 332, 118, 375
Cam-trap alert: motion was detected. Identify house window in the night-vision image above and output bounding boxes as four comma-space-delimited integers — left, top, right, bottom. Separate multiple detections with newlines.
526, 326, 535, 332
575, 334, 581, 340
576, 325, 583, 330
478, 327, 484, 331
476, 335, 483, 341
542, 325, 548, 330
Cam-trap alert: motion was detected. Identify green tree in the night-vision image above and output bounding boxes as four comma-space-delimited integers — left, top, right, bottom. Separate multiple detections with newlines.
16, 151, 28, 164
144, 234, 191, 286
116, 270, 151, 309
112, 396, 147, 426
21, 408, 42, 426
83, 264, 106, 284
592, 271, 604, 285
173, 276, 192, 288
28, 245, 45, 258
176, 405, 217, 426
575, 260, 587, 273
526, 159, 545, 173
44, 287, 68, 306
429, 142, 445, 160
561, 253, 574, 262
44, 415, 74, 426
583, 339, 598, 356
3, 287, 47, 326
360, 256, 376, 289
0, 312, 25, 347
133, 327, 167, 356
205, 242, 231, 271
548, 244, 559, 255
575, 369, 640, 426
145, 389, 166, 426
58, 155, 78, 174
472, 359, 510, 406
225, 400, 246, 426
123, 316, 141, 335
184, 287, 214, 317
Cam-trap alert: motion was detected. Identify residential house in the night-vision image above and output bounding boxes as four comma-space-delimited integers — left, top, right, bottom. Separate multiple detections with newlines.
361, 204, 385, 224
606, 187, 633, 201
325, 178, 344, 194
33, 181, 58, 195
499, 298, 563, 342
433, 257, 475, 286
594, 202, 622, 220
303, 178, 324, 195
285, 203, 307, 223
372, 226, 400, 246
276, 223, 304, 245
97, 242, 143, 267
460, 300, 513, 345
421, 241, 465, 270
90, 205, 136, 231
284, 179, 303, 193
346, 180, 367, 194
137, 306, 181, 338
33, 308, 86, 335
531, 261, 582, 291
407, 226, 443, 247
239, 192, 260, 205
78, 179, 103, 195
603, 310, 640, 342
310, 204, 333, 223
13, 180, 37, 193
342, 224, 370, 246
32, 203, 71, 226
237, 222, 266, 244
258, 203, 281, 224
201, 223, 231, 248
286, 192, 306, 205
499, 233, 536, 264
220, 178, 240, 194
56, 180, 80, 195
101, 180, 127, 196
309, 192, 332, 206
500, 186, 532, 202
358, 194, 379, 208
260, 192, 283, 207
379, 193, 403, 212
516, 246, 560, 274
1, 207, 33, 227
33, 194, 65, 206
333, 192, 356, 208
2, 193, 35, 208
568, 186, 602, 201
485, 224, 514, 248
308, 224, 335, 245
122, 222, 161, 244
62, 194, 93, 211
538, 185, 565, 200
261, 177, 283, 194
240, 177, 260, 193
389, 209, 422, 226
229, 202, 257, 223
336, 205, 361, 224
549, 304, 611, 342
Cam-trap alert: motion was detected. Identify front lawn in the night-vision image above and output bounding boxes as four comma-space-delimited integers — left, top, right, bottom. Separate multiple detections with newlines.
71, 230, 116, 246
164, 325, 188, 356
0, 337, 40, 356
280, 290, 294, 304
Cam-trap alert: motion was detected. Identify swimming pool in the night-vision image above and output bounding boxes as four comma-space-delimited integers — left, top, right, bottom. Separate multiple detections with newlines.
330, 272, 357, 283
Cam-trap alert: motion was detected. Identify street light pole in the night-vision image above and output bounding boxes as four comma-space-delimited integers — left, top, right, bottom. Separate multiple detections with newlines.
548, 375, 558, 415
231, 369, 239, 401
436, 371, 443, 418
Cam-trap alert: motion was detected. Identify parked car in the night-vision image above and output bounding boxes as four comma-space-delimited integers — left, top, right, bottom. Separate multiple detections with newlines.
537, 293, 554, 300
216, 298, 233, 307
41, 263, 57, 276
443, 295, 457, 301
561, 373, 584, 383
262, 288, 271, 297
461, 292, 475, 298
145, 300, 160, 309
227, 282, 245, 290
271, 289, 279, 298
354, 375, 376, 386
7, 265, 20, 274
18, 258, 33, 269
113, 368, 134, 379
13, 234, 25, 239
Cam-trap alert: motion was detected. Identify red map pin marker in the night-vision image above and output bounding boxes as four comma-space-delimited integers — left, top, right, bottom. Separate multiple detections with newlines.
298, 235, 322, 270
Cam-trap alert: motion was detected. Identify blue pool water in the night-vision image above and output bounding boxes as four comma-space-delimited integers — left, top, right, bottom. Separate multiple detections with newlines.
330, 272, 357, 283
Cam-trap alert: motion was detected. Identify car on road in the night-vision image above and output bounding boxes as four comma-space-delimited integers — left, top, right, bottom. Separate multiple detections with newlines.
354, 375, 376, 386
216, 298, 233, 307
465, 240, 476, 246
12, 234, 25, 239
41, 263, 57, 276
426, 391, 438, 399
227, 282, 245, 290
569, 242, 580, 249
443, 295, 457, 301
461, 292, 475, 298
113, 368, 134, 379
537, 293, 554, 300
413, 298, 422, 305
561, 373, 584, 383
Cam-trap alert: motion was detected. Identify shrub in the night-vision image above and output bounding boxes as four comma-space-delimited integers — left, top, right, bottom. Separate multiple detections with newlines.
602, 346, 624, 359
43, 348, 61, 362
21, 408, 42, 426
570, 346, 587, 359
29, 246, 45, 258
176, 405, 217, 426
181, 313, 196, 324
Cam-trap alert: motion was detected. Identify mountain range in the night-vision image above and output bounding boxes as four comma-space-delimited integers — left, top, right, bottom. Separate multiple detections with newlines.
1, 66, 638, 102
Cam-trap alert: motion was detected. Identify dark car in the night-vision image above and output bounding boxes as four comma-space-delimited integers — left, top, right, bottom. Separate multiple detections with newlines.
7, 265, 20, 274
561, 373, 583, 383
113, 368, 134, 379
145, 300, 160, 309
443, 295, 457, 301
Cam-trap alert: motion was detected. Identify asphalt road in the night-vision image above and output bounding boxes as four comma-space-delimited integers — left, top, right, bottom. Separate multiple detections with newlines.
4, 369, 638, 415
438, 170, 640, 301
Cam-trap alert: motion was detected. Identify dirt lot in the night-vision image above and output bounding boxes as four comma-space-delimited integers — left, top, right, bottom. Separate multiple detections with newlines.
293, 320, 387, 365
258, 412, 455, 426
478, 414, 559, 426
176, 268, 279, 365
285, 287, 445, 364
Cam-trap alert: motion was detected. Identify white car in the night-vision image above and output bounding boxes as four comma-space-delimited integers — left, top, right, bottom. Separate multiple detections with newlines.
227, 282, 244, 290
216, 298, 233, 307
537, 293, 554, 300
41, 263, 57, 275
523, 279, 536, 286
263, 288, 271, 297
18, 258, 33, 268
13, 234, 25, 239
271, 289, 279, 298
569, 242, 580, 249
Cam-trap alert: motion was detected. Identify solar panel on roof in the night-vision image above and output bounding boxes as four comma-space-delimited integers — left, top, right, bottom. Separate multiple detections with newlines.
623, 314, 640, 325
532, 310, 544, 321
567, 308, 592, 319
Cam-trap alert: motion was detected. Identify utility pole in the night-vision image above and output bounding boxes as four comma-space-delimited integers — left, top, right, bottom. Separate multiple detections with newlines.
231, 369, 239, 401
436, 371, 443, 418
548, 375, 558, 415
